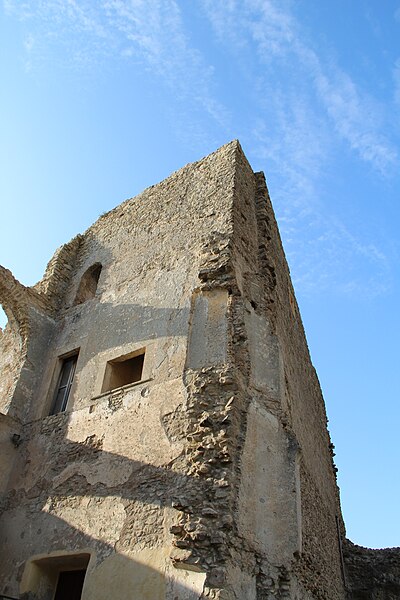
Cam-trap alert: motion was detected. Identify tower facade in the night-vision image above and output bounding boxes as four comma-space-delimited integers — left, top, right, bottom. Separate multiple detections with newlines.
0, 142, 395, 599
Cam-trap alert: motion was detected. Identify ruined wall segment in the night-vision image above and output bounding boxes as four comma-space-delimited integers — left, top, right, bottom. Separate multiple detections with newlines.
156, 143, 348, 599
34, 235, 83, 311
1, 141, 394, 600
0, 142, 239, 600
248, 172, 345, 598
223, 147, 346, 599
0, 315, 21, 415
0, 266, 56, 422
344, 541, 400, 599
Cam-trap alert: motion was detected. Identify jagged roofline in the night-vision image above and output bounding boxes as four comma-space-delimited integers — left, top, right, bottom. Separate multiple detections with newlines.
2, 141, 242, 304
31, 140, 247, 299
84, 140, 245, 230
0, 265, 33, 350
0, 140, 248, 347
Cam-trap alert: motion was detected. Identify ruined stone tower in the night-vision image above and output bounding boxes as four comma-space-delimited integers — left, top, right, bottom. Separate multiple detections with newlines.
0, 142, 398, 600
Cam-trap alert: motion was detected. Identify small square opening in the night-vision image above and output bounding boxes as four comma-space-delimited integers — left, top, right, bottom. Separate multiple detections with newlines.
22, 552, 90, 600
101, 350, 145, 393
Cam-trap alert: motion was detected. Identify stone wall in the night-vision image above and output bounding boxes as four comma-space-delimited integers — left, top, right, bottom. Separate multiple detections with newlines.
0, 266, 55, 422
228, 149, 346, 599
0, 142, 237, 599
0, 141, 394, 600
251, 173, 345, 599
344, 541, 400, 599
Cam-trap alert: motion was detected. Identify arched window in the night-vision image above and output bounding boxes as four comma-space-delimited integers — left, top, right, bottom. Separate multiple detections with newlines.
73, 263, 102, 305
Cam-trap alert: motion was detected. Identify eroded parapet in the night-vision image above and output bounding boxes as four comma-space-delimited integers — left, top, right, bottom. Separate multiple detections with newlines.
0, 266, 55, 421
0, 266, 50, 415
0, 265, 51, 352
0, 236, 83, 422
34, 234, 83, 311
344, 540, 400, 599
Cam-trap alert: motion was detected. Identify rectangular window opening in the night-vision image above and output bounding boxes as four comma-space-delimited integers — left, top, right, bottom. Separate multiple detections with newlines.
101, 350, 145, 393
23, 552, 90, 600
50, 352, 79, 415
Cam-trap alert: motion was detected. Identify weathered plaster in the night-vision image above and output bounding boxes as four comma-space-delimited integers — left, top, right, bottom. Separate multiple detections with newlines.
0, 141, 396, 600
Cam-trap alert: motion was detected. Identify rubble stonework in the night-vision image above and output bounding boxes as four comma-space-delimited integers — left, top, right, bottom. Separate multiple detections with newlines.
0, 141, 398, 599
343, 541, 400, 599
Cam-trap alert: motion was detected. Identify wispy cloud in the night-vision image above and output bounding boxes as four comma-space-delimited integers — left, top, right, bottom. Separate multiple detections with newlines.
252, 91, 330, 213
253, 114, 392, 298
105, 0, 230, 128
394, 58, 400, 106
201, 0, 396, 296
4, 0, 114, 70
313, 69, 397, 175
4, 0, 230, 129
202, 0, 398, 176
4, 0, 396, 298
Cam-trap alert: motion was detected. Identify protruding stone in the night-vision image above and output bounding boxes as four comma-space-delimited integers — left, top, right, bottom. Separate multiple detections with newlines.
201, 507, 218, 518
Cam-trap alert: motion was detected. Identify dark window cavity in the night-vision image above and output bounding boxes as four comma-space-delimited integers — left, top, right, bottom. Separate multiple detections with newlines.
50, 353, 78, 414
101, 350, 145, 393
54, 570, 86, 600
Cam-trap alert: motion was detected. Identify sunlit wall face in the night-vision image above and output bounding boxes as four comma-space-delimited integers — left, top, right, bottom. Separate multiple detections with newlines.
1, 0, 399, 550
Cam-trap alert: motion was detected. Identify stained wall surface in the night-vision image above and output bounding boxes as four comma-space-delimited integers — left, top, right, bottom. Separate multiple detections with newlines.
0, 142, 236, 600
0, 141, 395, 600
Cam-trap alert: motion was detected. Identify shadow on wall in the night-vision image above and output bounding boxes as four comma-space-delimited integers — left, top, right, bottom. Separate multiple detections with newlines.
0, 254, 209, 598
0, 297, 191, 422
0, 406, 209, 599
6, 514, 206, 600
56, 299, 190, 355
0, 245, 191, 422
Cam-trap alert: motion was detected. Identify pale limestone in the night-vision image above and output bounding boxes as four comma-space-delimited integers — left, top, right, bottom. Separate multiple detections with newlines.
0, 141, 397, 600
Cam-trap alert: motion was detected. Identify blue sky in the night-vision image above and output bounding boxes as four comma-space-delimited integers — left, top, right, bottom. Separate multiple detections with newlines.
1, 1, 399, 549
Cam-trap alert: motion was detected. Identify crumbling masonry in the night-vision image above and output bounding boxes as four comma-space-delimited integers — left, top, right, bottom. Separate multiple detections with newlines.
0, 141, 399, 599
